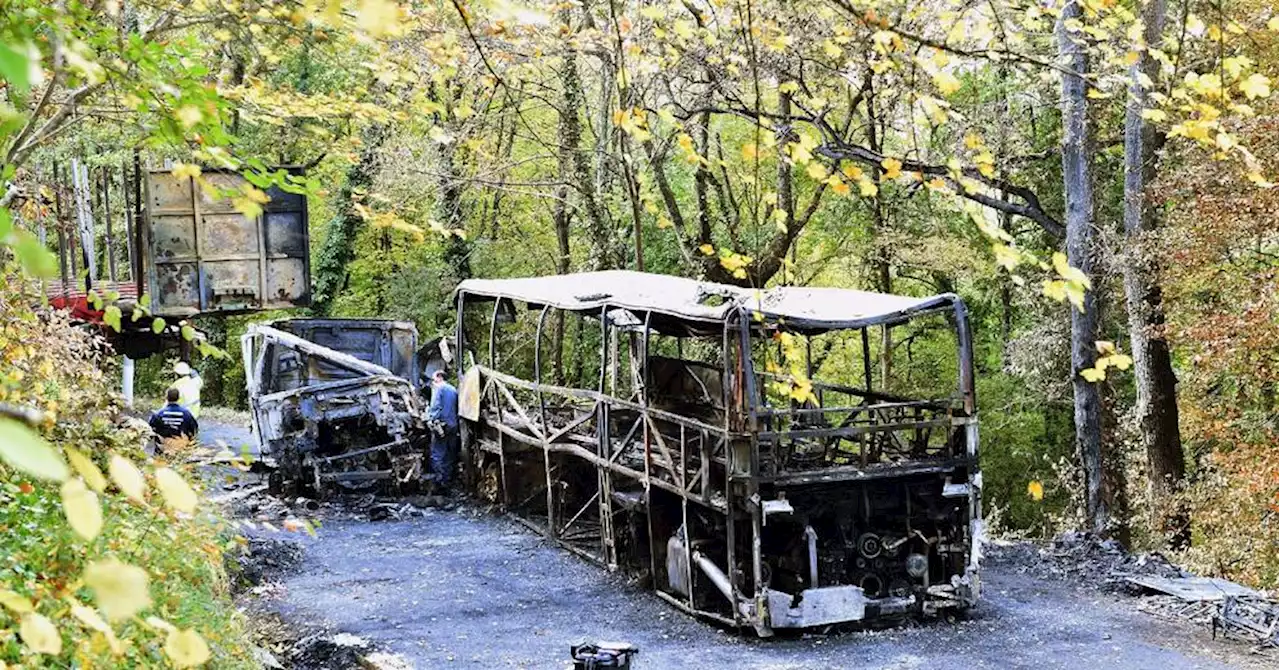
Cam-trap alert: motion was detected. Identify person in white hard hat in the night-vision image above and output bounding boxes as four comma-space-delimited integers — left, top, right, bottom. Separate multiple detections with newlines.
172, 361, 203, 419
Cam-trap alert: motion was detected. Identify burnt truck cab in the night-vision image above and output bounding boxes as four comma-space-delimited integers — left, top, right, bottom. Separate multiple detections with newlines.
242, 318, 449, 497
455, 271, 981, 635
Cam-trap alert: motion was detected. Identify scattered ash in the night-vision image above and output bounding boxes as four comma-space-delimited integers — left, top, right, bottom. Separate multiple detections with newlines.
233, 536, 305, 590
985, 531, 1187, 592
288, 632, 369, 670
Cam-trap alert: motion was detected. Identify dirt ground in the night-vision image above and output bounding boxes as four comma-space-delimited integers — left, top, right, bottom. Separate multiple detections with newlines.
203, 417, 1274, 669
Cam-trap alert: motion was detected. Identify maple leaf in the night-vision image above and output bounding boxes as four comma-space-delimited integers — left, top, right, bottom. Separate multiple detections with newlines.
880, 157, 902, 180
1238, 73, 1270, 100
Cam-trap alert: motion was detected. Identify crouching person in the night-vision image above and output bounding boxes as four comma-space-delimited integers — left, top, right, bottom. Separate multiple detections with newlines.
426, 370, 459, 495
149, 386, 198, 455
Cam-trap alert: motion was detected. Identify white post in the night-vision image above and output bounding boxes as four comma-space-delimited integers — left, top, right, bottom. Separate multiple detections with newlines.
122, 356, 134, 408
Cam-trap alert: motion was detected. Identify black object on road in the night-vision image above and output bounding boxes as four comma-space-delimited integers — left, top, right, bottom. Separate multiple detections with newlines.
570, 641, 638, 669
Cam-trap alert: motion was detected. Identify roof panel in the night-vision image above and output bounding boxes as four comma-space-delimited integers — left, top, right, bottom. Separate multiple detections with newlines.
456, 271, 959, 334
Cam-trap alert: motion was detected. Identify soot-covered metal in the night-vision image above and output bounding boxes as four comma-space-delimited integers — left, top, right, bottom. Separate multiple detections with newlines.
242, 318, 435, 497
454, 271, 982, 636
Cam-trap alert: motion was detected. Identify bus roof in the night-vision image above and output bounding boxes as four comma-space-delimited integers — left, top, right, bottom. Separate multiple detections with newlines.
456, 271, 964, 336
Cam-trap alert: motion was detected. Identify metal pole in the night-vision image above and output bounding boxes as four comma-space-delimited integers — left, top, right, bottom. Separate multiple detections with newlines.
121, 356, 135, 408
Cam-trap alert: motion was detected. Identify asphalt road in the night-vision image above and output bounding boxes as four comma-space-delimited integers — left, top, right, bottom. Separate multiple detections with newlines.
204, 417, 1270, 669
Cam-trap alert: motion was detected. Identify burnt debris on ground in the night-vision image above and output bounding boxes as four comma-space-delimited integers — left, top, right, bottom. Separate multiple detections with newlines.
987, 532, 1278, 652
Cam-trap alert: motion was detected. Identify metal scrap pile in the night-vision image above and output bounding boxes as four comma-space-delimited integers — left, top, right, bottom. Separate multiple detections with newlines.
1130, 576, 1278, 649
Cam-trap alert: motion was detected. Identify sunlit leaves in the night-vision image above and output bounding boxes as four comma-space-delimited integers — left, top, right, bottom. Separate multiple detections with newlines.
1140, 108, 1167, 122
1026, 480, 1044, 501
1042, 253, 1091, 312
0, 589, 34, 613
61, 477, 103, 541
84, 559, 151, 621
19, 612, 62, 655
1080, 341, 1134, 382
717, 249, 754, 279
165, 628, 212, 667
108, 454, 147, 502
356, 0, 405, 38
70, 601, 123, 654
103, 305, 122, 332
155, 467, 198, 514
879, 157, 902, 180
0, 418, 69, 482
67, 450, 104, 491
1238, 73, 1270, 100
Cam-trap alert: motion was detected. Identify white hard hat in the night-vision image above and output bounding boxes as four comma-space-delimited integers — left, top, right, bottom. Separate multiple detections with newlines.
174, 361, 192, 376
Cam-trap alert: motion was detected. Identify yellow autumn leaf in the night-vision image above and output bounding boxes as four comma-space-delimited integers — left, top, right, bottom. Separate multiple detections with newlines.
66, 447, 106, 493
171, 163, 202, 180
175, 105, 203, 129
933, 70, 961, 95
356, 0, 402, 38
1247, 171, 1276, 187
1086, 88, 1110, 99
1042, 279, 1067, 303
858, 177, 878, 197
165, 628, 211, 668
842, 165, 864, 181
698, 243, 715, 256
0, 419, 70, 482
109, 454, 146, 502
20, 613, 61, 655
880, 157, 902, 180
84, 559, 152, 621
1239, 73, 1270, 100
1026, 480, 1044, 501
740, 142, 758, 160
656, 215, 673, 230
1109, 353, 1133, 370
827, 175, 850, 195
154, 467, 198, 514
1094, 340, 1116, 355
0, 589, 33, 613
1080, 367, 1105, 382
1140, 108, 1167, 122
61, 477, 103, 541
806, 162, 828, 180
70, 602, 122, 654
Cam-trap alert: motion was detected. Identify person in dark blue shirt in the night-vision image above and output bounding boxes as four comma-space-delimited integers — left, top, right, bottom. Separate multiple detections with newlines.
426, 370, 460, 493
149, 387, 198, 441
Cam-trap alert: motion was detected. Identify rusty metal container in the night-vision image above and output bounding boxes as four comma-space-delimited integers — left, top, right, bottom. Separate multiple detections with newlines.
143, 168, 309, 316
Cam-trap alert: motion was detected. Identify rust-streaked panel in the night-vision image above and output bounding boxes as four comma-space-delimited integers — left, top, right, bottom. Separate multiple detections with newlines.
145, 168, 310, 316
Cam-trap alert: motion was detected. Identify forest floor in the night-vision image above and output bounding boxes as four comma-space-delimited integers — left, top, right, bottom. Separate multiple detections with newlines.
200, 416, 1275, 670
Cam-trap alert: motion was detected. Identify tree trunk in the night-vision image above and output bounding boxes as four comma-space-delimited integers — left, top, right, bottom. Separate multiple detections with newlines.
864, 80, 892, 387
1122, 0, 1187, 547
1058, 1, 1109, 536
552, 17, 582, 385
312, 124, 386, 315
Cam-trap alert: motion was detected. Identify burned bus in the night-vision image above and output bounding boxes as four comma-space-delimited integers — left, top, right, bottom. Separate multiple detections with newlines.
453, 271, 981, 636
